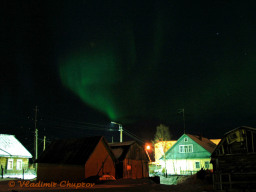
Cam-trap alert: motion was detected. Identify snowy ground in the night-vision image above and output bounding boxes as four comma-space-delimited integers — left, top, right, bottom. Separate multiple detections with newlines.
0, 176, 213, 192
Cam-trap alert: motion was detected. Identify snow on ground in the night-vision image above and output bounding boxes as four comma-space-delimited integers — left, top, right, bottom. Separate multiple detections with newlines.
0, 176, 214, 192
2, 173, 36, 180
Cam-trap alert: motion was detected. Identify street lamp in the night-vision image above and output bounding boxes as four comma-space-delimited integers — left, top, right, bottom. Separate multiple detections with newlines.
111, 121, 123, 142
145, 144, 152, 162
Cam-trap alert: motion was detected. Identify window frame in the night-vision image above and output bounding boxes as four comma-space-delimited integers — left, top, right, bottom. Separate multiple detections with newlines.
184, 137, 188, 142
16, 159, 23, 170
179, 144, 193, 153
195, 162, 200, 169
205, 161, 210, 169
7, 159, 14, 170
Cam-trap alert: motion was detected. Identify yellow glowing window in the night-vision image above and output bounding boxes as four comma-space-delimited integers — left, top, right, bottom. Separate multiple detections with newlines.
7, 159, 13, 170
16, 159, 22, 170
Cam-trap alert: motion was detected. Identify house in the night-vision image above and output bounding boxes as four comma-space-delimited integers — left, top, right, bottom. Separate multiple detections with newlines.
154, 140, 177, 164
109, 141, 149, 179
211, 126, 256, 191
36, 136, 116, 182
0, 134, 32, 176
161, 134, 219, 175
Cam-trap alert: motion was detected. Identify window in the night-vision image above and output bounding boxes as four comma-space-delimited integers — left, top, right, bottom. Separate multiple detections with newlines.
188, 145, 193, 152
17, 159, 22, 170
205, 161, 210, 169
7, 159, 13, 170
195, 162, 200, 169
179, 145, 193, 153
184, 137, 188, 142
179, 145, 184, 153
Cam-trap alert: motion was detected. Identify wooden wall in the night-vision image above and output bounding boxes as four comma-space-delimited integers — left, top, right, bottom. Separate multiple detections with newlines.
85, 140, 115, 178
37, 163, 84, 182
0, 157, 29, 175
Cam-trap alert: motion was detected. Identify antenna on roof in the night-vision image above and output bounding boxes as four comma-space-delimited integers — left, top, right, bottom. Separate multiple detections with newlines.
178, 108, 185, 134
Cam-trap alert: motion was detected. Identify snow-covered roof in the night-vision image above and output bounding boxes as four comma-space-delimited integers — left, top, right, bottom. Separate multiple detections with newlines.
0, 134, 32, 158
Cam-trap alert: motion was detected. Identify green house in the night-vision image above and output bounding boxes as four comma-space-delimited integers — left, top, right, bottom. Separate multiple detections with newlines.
160, 134, 217, 175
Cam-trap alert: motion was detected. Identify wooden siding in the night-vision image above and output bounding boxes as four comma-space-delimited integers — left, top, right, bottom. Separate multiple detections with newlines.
212, 127, 256, 191
0, 157, 29, 175
165, 134, 212, 160
85, 140, 115, 178
37, 163, 84, 182
37, 139, 115, 182
164, 158, 212, 175
122, 159, 148, 179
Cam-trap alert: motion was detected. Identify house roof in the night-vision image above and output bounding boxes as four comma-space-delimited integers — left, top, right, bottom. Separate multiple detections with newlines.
224, 126, 256, 136
109, 141, 136, 161
36, 136, 114, 165
0, 134, 32, 158
211, 126, 256, 157
187, 134, 217, 154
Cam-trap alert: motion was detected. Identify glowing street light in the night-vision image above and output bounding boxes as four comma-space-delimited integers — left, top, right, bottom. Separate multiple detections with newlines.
145, 144, 152, 162
111, 121, 123, 143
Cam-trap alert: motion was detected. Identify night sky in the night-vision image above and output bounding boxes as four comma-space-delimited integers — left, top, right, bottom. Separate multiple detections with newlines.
1, 0, 256, 154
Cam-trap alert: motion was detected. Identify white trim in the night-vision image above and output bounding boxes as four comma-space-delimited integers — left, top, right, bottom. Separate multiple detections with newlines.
179, 144, 193, 153
16, 159, 22, 170
7, 159, 13, 170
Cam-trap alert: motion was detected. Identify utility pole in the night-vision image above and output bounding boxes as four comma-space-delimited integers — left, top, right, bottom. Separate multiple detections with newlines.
119, 124, 123, 143
111, 122, 123, 142
34, 106, 38, 170
43, 136, 46, 151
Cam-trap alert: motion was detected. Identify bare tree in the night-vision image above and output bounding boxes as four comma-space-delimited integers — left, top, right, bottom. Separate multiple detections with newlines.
153, 124, 171, 177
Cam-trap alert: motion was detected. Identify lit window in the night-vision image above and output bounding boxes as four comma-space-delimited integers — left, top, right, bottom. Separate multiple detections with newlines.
195, 162, 200, 169
188, 145, 193, 152
184, 137, 188, 142
184, 145, 188, 152
7, 159, 13, 170
179, 145, 184, 153
17, 159, 22, 170
179, 145, 193, 153
127, 165, 131, 171
205, 161, 210, 169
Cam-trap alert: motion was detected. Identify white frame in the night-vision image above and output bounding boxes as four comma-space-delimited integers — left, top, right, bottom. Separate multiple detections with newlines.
16, 159, 22, 170
184, 137, 188, 142
7, 159, 14, 170
179, 144, 193, 153
195, 162, 200, 169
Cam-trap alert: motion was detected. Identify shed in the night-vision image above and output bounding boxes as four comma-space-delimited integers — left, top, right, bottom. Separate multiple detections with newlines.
109, 141, 149, 179
211, 126, 256, 191
0, 134, 32, 176
36, 136, 116, 182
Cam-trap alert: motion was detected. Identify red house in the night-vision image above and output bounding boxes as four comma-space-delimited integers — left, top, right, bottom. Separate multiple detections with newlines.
109, 141, 149, 179
36, 136, 116, 182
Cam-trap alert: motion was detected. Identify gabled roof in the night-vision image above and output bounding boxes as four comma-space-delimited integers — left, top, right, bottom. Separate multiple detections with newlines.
109, 141, 136, 161
0, 134, 32, 158
224, 126, 256, 136
186, 134, 217, 154
163, 134, 217, 160
36, 136, 115, 165
211, 126, 256, 156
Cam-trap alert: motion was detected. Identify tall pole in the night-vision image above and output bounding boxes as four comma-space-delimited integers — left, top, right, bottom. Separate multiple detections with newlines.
34, 106, 38, 171
43, 136, 46, 151
119, 124, 123, 143
111, 122, 123, 143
